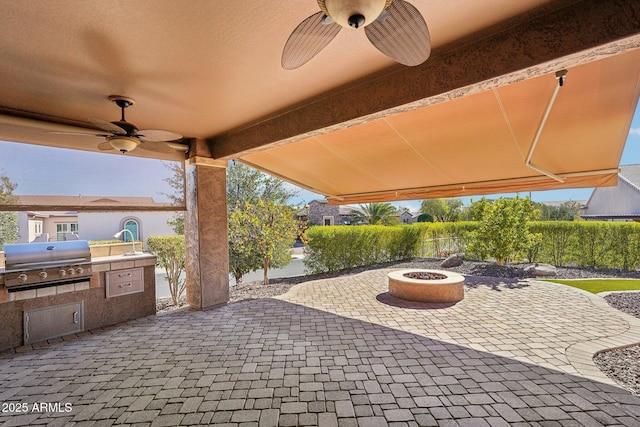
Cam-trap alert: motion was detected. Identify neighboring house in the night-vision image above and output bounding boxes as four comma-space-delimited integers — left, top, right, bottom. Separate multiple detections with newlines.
299, 199, 419, 225
398, 211, 417, 224
581, 164, 640, 221
15, 195, 178, 243
298, 200, 358, 225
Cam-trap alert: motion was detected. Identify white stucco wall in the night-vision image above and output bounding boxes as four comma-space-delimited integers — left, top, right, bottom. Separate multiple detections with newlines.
76, 211, 178, 241
16, 212, 30, 243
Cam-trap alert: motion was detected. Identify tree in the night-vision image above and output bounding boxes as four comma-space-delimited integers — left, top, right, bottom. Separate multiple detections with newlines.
160, 161, 186, 234
0, 170, 18, 246
147, 235, 186, 306
419, 198, 463, 222
417, 213, 434, 223
227, 162, 297, 210
534, 200, 581, 221
227, 162, 300, 284
350, 203, 398, 225
465, 197, 492, 221
468, 197, 540, 265
228, 200, 297, 285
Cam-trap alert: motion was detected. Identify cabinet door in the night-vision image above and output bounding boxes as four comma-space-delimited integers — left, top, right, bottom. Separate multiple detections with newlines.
24, 301, 83, 345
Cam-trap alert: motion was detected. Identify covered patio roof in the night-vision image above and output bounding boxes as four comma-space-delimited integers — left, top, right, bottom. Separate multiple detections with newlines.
0, 0, 638, 203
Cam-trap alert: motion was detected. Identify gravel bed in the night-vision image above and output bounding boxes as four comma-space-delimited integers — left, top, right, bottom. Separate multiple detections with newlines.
603, 292, 640, 319
155, 257, 640, 395
594, 292, 640, 396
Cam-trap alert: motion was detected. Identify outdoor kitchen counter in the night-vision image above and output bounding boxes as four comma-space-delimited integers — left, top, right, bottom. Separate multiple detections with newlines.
91, 252, 157, 271
0, 254, 157, 351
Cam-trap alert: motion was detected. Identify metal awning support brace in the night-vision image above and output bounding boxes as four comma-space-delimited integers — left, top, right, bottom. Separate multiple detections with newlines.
525, 70, 568, 182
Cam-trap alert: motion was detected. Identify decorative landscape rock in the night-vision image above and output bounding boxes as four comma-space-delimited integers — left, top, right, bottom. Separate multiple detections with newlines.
524, 263, 558, 277
440, 253, 464, 268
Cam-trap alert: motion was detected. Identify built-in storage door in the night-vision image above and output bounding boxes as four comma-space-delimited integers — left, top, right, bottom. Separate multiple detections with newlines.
23, 301, 84, 345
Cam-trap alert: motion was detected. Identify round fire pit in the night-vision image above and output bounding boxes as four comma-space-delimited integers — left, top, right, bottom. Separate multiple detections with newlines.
388, 269, 464, 303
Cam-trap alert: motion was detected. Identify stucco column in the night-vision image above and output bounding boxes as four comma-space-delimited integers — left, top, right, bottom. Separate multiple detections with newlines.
184, 156, 229, 309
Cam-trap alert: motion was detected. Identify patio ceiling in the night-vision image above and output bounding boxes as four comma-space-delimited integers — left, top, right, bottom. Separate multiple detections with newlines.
0, 1, 639, 200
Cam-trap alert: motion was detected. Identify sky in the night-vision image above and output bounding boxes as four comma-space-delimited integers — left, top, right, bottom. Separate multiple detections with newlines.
0, 141, 180, 204
1, 103, 639, 210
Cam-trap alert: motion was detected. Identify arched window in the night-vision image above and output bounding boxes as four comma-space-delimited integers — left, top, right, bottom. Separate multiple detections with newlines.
122, 219, 140, 242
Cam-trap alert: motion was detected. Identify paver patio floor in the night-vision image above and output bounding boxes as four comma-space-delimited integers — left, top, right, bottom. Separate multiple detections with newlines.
1, 269, 640, 426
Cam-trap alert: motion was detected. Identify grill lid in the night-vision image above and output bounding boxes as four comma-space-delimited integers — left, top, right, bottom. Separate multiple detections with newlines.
3, 240, 91, 271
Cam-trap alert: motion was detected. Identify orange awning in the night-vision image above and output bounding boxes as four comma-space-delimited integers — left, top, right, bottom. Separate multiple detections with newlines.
241, 49, 640, 204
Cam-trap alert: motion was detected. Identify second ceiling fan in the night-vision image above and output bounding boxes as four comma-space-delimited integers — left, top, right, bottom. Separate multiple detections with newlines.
52, 95, 186, 154
282, 0, 431, 70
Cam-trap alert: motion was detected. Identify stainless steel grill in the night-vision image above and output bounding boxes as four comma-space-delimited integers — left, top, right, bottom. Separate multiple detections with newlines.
3, 240, 92, 290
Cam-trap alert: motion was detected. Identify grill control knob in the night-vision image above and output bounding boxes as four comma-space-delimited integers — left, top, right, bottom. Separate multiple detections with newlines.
68, 268, 76, 276
39, 271, 48, 279
59, 269, 67, 277
76, 267, 84, 274
17, 273, 28, 283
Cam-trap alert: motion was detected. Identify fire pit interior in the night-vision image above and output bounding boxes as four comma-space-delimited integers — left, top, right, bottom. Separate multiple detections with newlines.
388, 269, 464, 303
403, 271, 447, 280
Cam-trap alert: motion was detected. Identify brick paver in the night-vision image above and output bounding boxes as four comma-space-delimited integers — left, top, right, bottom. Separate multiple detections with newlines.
0, 269, 639, 426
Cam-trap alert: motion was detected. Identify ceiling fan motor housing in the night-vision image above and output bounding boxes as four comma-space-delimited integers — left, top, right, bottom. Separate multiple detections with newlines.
318, 0, 392, 28
111, 120, 139, 136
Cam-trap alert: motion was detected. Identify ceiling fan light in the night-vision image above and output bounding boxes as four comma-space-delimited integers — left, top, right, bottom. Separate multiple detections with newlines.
109, 136, 140, 153
318, 0, 390, 29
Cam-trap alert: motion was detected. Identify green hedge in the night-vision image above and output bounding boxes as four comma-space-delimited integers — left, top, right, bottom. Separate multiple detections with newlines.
531, 221, 640, 270
304, 225, 421, 274
304, 221, 640, 273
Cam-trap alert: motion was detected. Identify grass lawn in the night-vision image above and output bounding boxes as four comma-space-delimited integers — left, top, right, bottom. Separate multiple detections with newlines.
544, 279, 640, 294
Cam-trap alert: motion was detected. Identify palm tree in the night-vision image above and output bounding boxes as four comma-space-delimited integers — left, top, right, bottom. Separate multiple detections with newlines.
351, 203, 397, 225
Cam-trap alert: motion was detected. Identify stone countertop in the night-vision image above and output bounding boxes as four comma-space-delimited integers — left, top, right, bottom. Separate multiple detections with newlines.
0, 253, 157, 275
91, 253, 157, 272
92, 253, 156, 264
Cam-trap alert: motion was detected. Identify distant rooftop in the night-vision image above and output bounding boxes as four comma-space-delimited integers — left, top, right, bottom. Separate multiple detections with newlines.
619, 164, 640, 192
15, 195, 172, 208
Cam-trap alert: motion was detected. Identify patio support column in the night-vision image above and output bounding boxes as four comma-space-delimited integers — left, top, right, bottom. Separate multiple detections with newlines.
184, 148, 229, 310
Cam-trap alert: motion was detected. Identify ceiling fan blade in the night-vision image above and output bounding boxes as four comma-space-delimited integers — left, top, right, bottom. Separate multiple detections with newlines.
97, 141, 115, 151
136, 129, 183, 142
137, 141, 175, 154
164, 142, 190, 152
47, 130, 110, 137
282, 11, 341, 70
89, 117, 127, 134
365, 0, 431, 66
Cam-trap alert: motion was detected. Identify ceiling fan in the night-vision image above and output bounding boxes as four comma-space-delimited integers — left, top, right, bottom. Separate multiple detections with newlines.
51, 95, 186, 154
282, 0, 430, 70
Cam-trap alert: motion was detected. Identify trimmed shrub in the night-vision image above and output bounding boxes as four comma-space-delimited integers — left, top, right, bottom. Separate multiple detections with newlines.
88, 239, 126, 245
569, 221, 612, 269
565, 221, 640, 270
304, 225, 421, 274
304, 220, 640, 274
531, 221, 578, 266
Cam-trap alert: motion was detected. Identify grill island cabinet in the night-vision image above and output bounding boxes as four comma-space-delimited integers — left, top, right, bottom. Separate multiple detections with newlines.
24, 301, 84, 345
0, 252, 156, 351
106, 267, 144, 298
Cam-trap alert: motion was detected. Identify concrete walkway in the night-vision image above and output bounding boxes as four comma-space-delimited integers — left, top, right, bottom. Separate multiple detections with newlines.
1, 269, 639, 426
